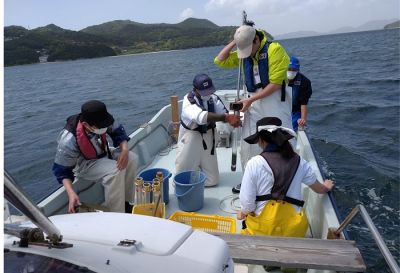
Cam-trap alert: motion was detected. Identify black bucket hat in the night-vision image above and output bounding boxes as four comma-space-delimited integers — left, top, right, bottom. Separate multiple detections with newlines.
244, 117, 296, 146
80, 100, 114, 128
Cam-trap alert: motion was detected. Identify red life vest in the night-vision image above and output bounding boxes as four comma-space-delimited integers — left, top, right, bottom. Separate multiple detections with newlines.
65, 114, 109, 160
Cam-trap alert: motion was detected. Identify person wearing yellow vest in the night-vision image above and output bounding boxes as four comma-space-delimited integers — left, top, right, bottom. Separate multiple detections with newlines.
237, 117, 334, 237
214, 25, 292, 193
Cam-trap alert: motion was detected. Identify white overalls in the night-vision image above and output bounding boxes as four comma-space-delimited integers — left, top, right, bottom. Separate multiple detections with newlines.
175, 93, 228, 186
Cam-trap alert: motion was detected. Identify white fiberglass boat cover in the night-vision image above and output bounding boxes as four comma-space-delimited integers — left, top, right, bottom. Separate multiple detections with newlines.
4, 213, 233, 273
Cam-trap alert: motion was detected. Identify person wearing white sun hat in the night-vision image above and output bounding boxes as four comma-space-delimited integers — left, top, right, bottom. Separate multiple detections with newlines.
236, 116, 334, 237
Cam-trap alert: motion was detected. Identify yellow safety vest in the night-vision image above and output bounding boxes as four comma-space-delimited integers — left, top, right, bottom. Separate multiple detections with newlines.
213, 29, 289, 85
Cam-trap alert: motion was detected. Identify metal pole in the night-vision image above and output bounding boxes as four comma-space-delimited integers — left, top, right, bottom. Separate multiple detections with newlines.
334, 204, 400, 273
4, 171, 62, 244
358, 205, 400, 273
231, 12, 246, 172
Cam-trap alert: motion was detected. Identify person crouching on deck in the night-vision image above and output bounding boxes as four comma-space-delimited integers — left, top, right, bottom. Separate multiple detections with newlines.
175, 74, 241, 186
52, 100, 137, 213
237, 117, 334, 237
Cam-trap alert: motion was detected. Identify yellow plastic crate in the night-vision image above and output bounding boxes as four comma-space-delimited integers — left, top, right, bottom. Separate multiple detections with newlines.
169, 211, 236, 233
132, 203, 165, 218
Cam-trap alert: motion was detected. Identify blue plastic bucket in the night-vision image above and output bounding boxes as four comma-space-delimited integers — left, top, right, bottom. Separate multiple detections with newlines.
174, 171, 206, 212
138, 168, 172, 204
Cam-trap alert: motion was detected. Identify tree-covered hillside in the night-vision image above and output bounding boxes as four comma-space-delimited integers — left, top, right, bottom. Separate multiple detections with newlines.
80, 18, 236, 53
4, 24, 114, 66
384, 20, 400, 29
4, 18, 237, 66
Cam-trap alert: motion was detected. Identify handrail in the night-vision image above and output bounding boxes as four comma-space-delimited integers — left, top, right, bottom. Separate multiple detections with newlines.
4, 170, 62, 244
334, 204, 400, 273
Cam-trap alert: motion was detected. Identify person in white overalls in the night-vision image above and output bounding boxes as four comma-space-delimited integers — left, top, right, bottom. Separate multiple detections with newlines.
175, 74, 241, 186
214, 25, 292, 193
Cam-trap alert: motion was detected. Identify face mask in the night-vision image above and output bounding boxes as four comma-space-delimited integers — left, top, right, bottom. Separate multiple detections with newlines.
287, 71, 297, 80
92, 127, 107, 135
201, 95, 212, 101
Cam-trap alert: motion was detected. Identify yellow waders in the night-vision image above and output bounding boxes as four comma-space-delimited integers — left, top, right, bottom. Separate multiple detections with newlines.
241, 200, 309, 237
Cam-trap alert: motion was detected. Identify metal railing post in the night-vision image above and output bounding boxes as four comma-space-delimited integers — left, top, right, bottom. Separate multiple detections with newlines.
334, 204, 400, 273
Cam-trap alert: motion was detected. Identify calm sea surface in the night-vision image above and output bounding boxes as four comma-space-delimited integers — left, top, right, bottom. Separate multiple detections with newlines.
5, 29, 400, 272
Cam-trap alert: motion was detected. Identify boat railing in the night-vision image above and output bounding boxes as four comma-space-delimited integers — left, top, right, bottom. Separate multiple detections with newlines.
332, 204, 400, 273
4, 170, 72, 248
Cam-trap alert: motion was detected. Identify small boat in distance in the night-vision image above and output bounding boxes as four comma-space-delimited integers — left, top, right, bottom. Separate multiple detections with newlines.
4, 90, 399, 273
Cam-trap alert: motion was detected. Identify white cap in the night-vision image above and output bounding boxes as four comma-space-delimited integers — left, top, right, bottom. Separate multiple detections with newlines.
234, 25, 256, 58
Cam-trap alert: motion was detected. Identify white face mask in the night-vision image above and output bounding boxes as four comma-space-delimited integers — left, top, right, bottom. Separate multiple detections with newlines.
92, 127, 107, 135
201, 95, 212, 101
287, 71, 298, 80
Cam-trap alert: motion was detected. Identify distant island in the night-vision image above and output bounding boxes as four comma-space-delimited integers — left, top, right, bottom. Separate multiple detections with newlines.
275, 18, 399, 40
5, 18, 241, 66
384, 20, 400, 29
6, 16, 396, 66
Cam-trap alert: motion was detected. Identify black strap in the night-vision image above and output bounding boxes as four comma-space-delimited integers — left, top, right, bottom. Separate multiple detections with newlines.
255, 194, 305, 207
202, 135, 207, 150
211, 128, 215, 155
242, 220, 247, 230
180, 119, 215, 155
281, 80, 286, 101
105, 141, 112, 159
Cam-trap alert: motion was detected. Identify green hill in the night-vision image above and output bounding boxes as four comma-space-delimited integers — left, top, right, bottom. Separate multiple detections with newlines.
384, 20, 400, 29
4, 24, 114, 66
80, 18, 236, 51
4, 18, 237, 66
175, 18, 219, 28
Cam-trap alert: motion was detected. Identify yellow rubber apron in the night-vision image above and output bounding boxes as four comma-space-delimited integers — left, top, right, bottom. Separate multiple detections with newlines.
241, 151, 308, 237
240, 200, 309, 237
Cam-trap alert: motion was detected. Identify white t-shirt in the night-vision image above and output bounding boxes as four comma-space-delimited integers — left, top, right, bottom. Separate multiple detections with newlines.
239, 154, 317, 215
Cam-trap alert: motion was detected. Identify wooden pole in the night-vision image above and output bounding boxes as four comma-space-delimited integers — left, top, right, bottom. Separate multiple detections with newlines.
170, 96, 179, 142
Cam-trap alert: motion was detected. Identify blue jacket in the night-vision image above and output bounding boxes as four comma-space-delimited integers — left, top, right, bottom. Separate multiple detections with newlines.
289, 73, 312, 113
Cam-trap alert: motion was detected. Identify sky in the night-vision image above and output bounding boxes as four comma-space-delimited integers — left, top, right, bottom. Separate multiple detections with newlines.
3, 0, 400, 35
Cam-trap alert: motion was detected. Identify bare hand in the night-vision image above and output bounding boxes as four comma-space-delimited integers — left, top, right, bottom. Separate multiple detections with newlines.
117, 149, 129, 170
239, 98, 252, 112
237, 211, 247, 220
323, 179, 335, 192
297, 118, 306, 127
67, 191, 81, 213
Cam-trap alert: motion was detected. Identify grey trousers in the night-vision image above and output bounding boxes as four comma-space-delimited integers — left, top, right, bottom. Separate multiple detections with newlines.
75, 150, 137, 212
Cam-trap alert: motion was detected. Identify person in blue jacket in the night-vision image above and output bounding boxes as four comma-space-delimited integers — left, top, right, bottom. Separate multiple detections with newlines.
287, 56, 313, 132
52, 100, 137, 213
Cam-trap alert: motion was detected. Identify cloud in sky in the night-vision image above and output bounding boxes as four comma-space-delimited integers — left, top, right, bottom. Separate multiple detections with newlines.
180, 8, 194, 21
204, 0, 399, 34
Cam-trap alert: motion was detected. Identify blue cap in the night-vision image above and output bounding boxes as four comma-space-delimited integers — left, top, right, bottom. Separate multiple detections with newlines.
288, 56, 300, 70
193, 73, 216, 96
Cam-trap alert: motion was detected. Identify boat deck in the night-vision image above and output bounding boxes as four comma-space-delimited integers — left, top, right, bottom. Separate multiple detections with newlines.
144, 143, 243, 227
142, 144, 366, 272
